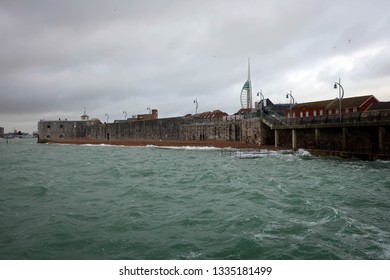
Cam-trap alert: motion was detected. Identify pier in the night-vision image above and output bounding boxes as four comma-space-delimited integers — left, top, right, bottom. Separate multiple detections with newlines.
261, 110, 390, 160
37, 109, 390, 160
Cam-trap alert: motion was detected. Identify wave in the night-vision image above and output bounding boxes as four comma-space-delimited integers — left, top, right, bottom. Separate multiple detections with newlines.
226, 148, 312, 159
145, 145, 221, 151
81, 144, 126, 147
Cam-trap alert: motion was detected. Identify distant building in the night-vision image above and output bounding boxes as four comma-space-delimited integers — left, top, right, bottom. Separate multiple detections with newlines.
126, 109, 158, 122
81, 107, 89, 121
286, 99, 333, 118
286, 95, 379, 118
193, 110, 229, 119
0, 127, 4, 137
366, 101, 390, 111
261, 99, 291, 116
234, 108, 253, 115
81, 113, 89, 121
326, 95, 378, 115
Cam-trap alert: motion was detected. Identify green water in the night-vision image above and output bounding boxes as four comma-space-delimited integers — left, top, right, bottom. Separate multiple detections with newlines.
0, 138, 389, 259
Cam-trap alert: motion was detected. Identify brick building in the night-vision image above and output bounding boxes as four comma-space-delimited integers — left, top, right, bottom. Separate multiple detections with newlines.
286, 95, 379, 118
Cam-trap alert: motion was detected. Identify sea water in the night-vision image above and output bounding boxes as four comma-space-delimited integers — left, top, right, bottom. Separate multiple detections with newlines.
0, 138, 389, 260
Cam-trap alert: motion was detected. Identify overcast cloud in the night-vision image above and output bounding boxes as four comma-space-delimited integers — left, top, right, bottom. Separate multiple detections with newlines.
1, 0, 389, 133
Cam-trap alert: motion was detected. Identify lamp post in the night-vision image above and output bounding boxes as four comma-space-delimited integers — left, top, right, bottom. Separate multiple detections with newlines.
257, 90, 264, 116
286, 90, 294, 118
193, 98, 198, 115
147, 106, 151, 119
105, 113, 109, 123
334, 79, 344, 123
123, 110, 127, 120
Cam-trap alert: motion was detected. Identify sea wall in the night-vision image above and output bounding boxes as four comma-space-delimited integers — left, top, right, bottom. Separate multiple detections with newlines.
38, 117, 185, 142
37, 116, 390, 159
38, 117, 271, 145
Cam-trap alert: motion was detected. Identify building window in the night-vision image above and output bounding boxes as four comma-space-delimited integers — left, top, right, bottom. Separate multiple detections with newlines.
353, 107, 357, 112
328, 110, 332, 115
47, 125, 51, 128
60, 134, 64, 138
313, 110, 317, 117
300, 112, 303, 117
320, 110, 323, 116
60, 124, 64, 128
305, 111, 309, 117
46, 135, 51, 138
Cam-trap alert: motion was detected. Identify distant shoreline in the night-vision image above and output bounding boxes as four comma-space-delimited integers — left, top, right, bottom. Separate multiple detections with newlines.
43, 139, 286, 150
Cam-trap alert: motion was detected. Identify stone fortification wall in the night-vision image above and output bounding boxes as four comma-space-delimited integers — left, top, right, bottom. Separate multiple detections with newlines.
110, 117, 185, 140
38, 116, 272, 146
180, 117, 273, 145
38, 117, 186, 142
180, 118, 239, 142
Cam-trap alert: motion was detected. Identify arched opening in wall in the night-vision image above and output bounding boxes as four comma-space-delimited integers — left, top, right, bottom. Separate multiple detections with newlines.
46, 135, 51, 139
59, 134, 64, 138
47, 125, 51, 129
192, 135, 196, 140
235, 126, 241, 141
106, 133, 110, 140
59, 125, 64, 129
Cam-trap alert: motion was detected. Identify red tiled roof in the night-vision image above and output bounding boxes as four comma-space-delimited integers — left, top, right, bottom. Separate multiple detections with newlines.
291, 99, 336, 110
234, 108, 253, 115
367, 101, 390, 111
326, 95, 378, 109
291, 95, 378, 110
193, 110, 228, 118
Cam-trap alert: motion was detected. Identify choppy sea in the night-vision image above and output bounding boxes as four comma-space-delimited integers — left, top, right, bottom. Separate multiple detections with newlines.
0, 138, 389, 260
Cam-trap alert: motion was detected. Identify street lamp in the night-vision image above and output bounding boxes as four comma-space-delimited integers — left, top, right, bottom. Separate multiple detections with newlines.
147, 106, 151, 119
334, 79, 344, 123
257, 90, 264, 115
193, 98, 198, 115
104, 113, 109, 123
286, 90, 294, 118
123, 110, 127, 120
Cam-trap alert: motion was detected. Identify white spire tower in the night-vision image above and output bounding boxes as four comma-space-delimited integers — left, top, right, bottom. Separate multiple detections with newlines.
240, 58, 253, 109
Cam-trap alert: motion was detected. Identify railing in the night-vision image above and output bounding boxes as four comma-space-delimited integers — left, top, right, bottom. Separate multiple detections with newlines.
264, 110, 390, 127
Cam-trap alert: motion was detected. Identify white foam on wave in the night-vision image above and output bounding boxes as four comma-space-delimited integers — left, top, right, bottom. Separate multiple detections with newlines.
229, 149, 309, 159
297, 148, 312, 157
376, 159, 390, 164
81, 143, 125, 147
146, 145, 221, 151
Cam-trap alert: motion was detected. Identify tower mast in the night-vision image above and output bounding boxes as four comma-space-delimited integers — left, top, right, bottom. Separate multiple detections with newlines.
247, 58, 252, 109
240, 58, 253, 109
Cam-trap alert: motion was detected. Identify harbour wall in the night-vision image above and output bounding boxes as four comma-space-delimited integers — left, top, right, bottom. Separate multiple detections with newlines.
37, 116, 273, 145
37, 114, 390, 159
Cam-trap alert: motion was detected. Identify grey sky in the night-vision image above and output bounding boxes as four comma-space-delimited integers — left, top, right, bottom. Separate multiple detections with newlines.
1, 0, 389, 133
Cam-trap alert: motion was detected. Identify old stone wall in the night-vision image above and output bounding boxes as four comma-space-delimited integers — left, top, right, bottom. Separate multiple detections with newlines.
179, 117, 273, 145
180, 119, 239, 142
110, 117, 185, 140
38, 116, 273, 146
37, 116, 390, 158
38, 117, 186, 142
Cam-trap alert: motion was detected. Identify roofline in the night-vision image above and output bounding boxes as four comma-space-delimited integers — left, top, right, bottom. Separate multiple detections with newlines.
360, 95, 379, 108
